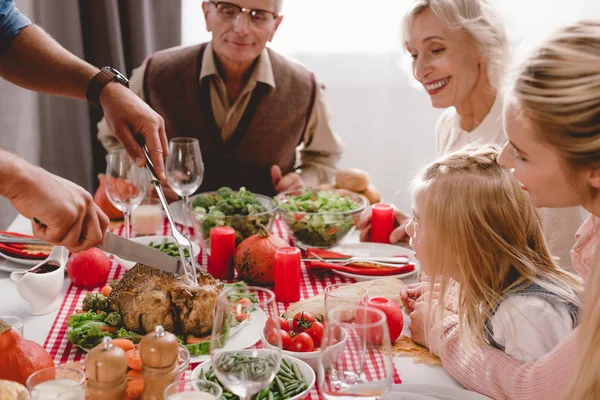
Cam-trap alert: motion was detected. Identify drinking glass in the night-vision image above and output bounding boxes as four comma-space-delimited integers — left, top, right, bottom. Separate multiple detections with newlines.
324, 284, 369, 321
210, 286, 282, 400
164, 379, 223, 400
318, 305, 394, 399
27, 367, 86, 400
105, 150, 147, 239
166, 138, 204, 234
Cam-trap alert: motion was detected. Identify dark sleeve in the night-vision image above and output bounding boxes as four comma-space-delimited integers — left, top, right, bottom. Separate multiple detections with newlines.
0, 0, 32, 54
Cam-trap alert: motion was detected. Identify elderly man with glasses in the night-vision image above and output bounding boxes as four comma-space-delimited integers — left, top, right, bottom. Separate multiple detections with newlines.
98, 0, 342, 196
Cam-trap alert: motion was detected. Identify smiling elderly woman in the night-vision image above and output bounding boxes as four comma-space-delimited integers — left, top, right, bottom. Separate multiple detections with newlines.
401, 0, 585, 271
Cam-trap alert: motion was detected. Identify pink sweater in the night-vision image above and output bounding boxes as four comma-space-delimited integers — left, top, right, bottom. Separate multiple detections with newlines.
430, 215, 599, 400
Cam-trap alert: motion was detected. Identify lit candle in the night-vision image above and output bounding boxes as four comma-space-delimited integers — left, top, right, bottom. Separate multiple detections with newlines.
207, 227, 235, 280
371, 203, 395, 244
132, 202, 163, 236
274, 247, 301, 303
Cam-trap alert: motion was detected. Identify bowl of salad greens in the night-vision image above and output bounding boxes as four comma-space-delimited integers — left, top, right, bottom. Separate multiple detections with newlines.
190, 186, 278, 249
276, 188, 367, 248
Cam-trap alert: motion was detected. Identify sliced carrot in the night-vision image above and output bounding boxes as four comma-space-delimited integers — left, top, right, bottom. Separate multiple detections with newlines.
125, 378, 144, 399
126, 349, 143, 371
101, 285, 112, 297
96, 310, 103, 315
126, 369, 142, 378
75, 309, 86, 314
186, 336, 206, 345
111, 338, 135, 353
99, 326, 117, 333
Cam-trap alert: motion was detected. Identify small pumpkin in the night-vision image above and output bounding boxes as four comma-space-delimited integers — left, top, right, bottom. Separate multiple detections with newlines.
93, 174, 124, 220
0, 319, 54, 385
234, 225, 288, 284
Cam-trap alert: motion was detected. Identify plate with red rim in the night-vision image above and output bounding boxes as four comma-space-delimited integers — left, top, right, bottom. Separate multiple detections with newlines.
324, 242, 419, 281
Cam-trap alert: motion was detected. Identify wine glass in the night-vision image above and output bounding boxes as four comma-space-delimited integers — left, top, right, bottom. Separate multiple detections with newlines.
163, 379, 223, 399
105, 150, 147, 239
210, 286, 282, 400
166, 138, 204, 234
318, 305, 394, 399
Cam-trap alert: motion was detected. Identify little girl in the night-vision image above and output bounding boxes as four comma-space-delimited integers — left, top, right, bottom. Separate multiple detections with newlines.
405, 144, 583, 362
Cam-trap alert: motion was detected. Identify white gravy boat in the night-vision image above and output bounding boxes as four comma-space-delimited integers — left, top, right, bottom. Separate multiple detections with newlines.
10, 246, 69, 315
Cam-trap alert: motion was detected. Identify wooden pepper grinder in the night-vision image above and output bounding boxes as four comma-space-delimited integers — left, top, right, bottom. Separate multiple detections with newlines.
140, 325, 180, 400
85, 336, 127, 400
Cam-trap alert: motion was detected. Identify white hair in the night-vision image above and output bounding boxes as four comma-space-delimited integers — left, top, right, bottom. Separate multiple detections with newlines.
402, 0, 509, 90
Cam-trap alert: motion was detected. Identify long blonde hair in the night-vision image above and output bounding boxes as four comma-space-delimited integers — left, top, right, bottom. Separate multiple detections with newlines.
402, 0, 509, 89
569, 248, 600, 399
413, 144, 583, 345
513, 20, 600, 399
509, 20, 600, 171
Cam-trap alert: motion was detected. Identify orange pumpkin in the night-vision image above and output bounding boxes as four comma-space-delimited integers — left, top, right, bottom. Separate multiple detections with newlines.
234, 225, 288, 284
0, 319, 54, 385
94, 174, 124, 220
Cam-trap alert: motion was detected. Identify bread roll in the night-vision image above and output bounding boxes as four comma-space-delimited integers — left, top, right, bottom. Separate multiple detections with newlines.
362, 184, 381, 204
335, 168, 370, 192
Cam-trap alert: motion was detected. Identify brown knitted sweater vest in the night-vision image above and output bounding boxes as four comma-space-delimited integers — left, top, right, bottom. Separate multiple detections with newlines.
143, 43, 316, 196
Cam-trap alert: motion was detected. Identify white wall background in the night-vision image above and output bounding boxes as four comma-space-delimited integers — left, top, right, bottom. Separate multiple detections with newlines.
182, 0, 600, 211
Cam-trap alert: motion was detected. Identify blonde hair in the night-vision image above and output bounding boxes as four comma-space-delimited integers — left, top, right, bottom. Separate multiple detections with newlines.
402, 0, 509, 89
509, 20, 600, 170
569, 248, 600, 398
412, 144, 583, 345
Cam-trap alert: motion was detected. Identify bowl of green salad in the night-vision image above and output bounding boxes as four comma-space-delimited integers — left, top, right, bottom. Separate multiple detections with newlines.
276, 188, 367, 248
190, 186, 278, 249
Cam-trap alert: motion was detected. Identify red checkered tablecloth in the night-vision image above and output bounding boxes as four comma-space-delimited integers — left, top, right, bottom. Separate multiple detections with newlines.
43, 219, 401, 398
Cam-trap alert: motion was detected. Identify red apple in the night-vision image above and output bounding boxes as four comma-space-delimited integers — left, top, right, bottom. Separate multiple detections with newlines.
66, 248, 111, 288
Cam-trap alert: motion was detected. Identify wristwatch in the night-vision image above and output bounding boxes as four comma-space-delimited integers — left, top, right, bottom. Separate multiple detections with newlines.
86, 66, 130, 109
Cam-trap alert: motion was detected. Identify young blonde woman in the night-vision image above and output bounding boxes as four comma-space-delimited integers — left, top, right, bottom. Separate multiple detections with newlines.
406, 144, 582, 362
409, 20, 600, 399
359, 0, 584, 271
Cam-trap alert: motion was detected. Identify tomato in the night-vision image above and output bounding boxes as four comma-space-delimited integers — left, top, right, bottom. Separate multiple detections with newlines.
265, 316, 290, 332
288, 332, 315, 352
235, 312, 251, 322
281, 330, 292, 350
235, 298, 252, 309
293, 312, 316, 331
266, 329, 292, 350
361, 297, 404, 342
304, 321, 324, 347
66, 248, 111, 289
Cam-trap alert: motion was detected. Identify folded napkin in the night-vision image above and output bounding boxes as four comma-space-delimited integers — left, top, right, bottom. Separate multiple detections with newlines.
0, 231, 51, 260
304, 248, 415, 276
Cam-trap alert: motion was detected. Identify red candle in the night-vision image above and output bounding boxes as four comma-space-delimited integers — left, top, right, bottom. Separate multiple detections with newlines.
371, 203, 395, 244
207, 226, 235, 280
274, 247, 301, 303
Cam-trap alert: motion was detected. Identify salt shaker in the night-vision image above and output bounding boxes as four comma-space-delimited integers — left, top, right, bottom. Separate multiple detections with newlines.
140, 325, 180, 400
85, 336, 128, 400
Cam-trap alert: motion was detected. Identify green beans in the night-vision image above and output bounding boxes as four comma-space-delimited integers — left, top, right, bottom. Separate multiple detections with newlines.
202, 357, 308, 400
148, 239, 190, 259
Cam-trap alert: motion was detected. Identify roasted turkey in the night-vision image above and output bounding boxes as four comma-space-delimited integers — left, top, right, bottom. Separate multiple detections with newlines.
108, 264, 223, 336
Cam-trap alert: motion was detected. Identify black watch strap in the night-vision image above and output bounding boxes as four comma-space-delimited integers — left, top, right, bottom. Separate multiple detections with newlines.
86, 67, 129, 109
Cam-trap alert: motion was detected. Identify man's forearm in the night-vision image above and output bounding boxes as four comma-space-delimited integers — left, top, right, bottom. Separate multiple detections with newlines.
0, 149, 32, 199
0, 24, 98, 100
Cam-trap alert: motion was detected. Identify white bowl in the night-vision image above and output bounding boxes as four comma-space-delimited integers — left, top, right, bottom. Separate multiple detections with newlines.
114, 235, 201, 270
191, 352, 315, 400
260, 324, 348, 371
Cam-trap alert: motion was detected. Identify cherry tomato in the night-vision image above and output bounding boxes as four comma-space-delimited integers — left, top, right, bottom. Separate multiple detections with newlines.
235, 312, 251, 322
236, 298, 252, 309
288, 332, 315, 352
304, 321, 325, 347
265, 316, 290, 332
281, 330, 291, 350
293, 312, 315, 331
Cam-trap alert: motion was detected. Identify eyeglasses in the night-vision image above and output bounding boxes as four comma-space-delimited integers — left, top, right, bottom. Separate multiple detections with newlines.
208, 1, 279, 25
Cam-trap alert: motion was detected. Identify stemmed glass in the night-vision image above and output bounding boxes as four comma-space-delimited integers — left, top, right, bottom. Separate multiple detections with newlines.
318, 305, 394, 399
105, 150, 147, 239
166, 138, 204, 235
210, 287, 282, 400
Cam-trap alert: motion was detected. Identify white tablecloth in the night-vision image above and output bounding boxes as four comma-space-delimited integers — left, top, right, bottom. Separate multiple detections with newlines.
0, 214, 464, 389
